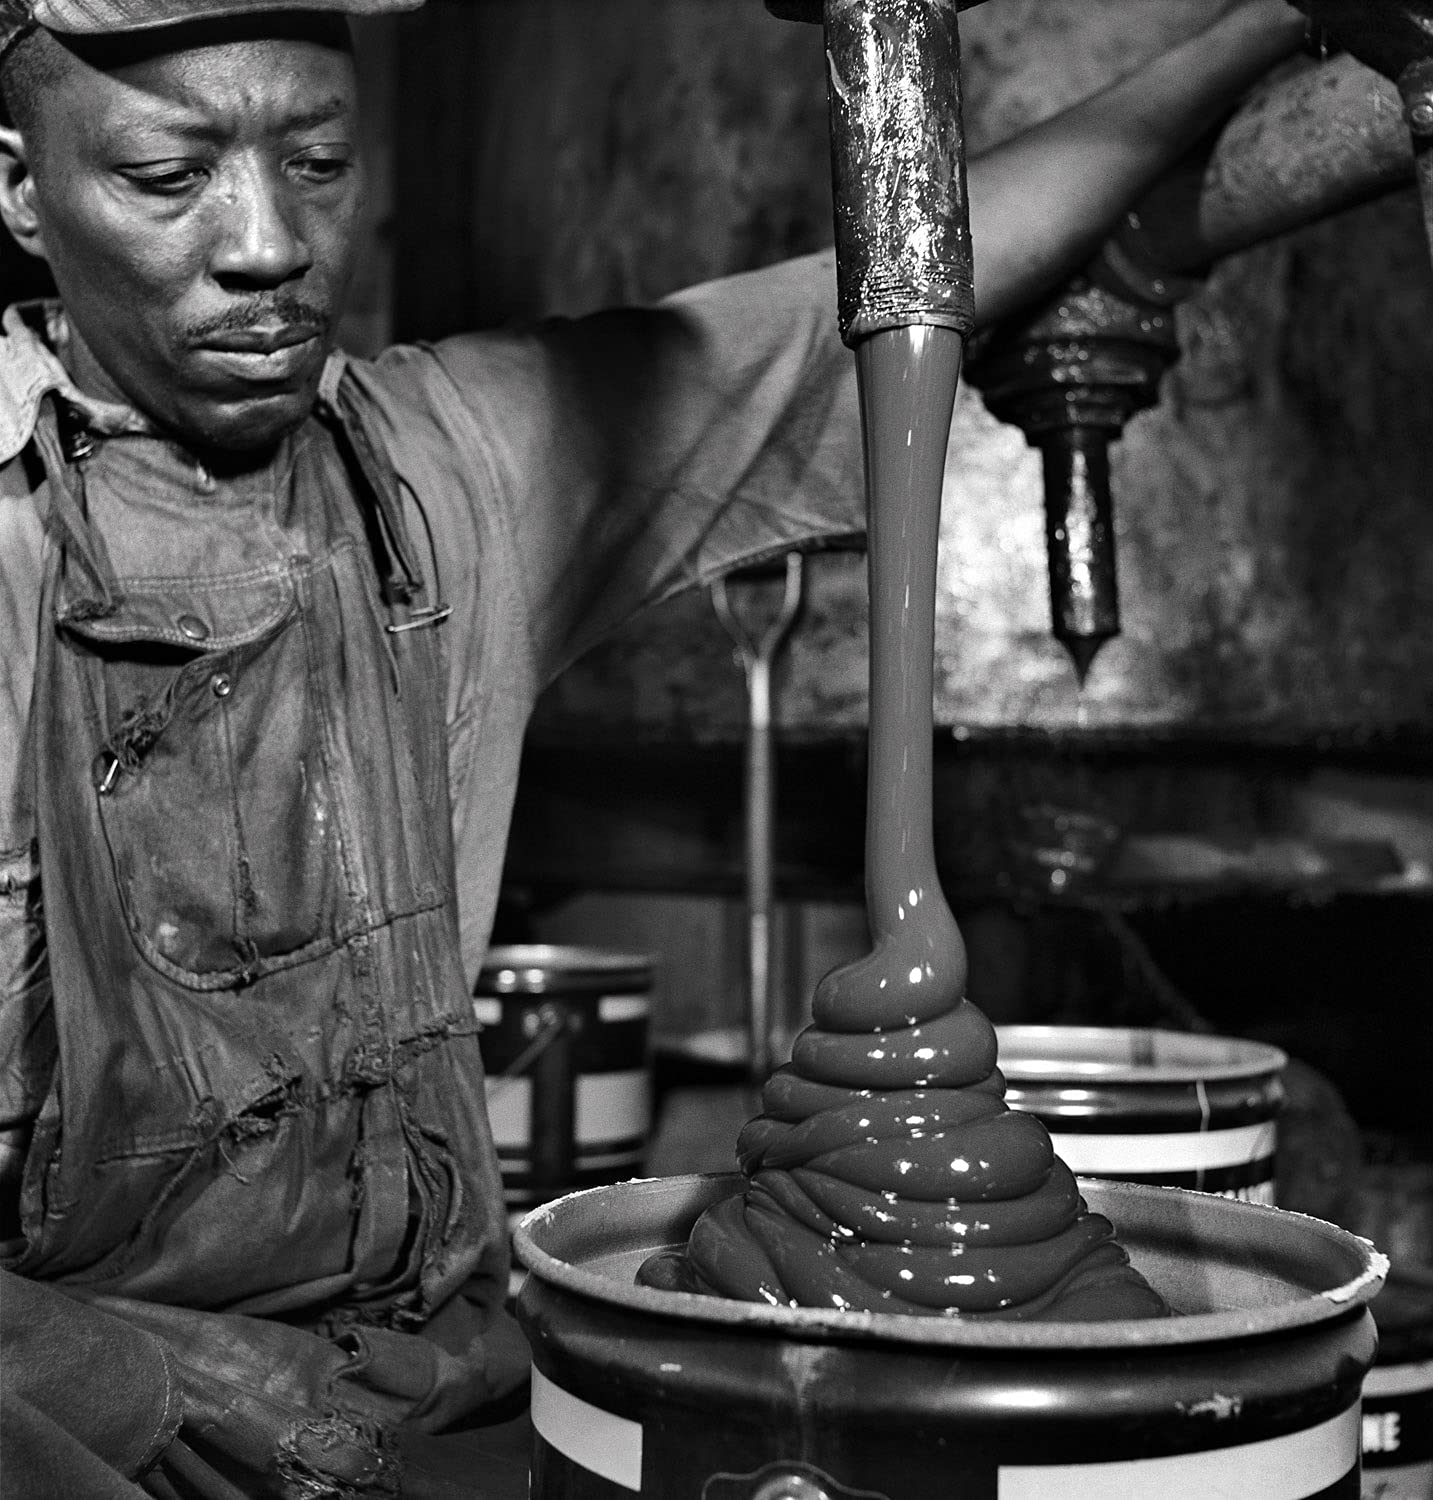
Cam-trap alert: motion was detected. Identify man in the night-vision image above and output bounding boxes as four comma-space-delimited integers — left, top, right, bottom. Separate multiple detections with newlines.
0, 1, 1302, 1495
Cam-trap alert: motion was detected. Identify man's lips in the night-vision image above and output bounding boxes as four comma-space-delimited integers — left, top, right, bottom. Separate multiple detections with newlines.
197, 323, 322, 355
191, 325, 326, 386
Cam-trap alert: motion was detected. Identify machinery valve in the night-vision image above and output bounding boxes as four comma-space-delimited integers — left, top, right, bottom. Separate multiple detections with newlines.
964, 257, 1188, 683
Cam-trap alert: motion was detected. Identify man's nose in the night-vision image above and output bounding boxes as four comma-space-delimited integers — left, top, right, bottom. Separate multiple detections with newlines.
209, 162, 312, 288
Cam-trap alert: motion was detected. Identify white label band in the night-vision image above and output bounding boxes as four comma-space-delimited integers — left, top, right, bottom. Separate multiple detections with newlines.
473, 994, 649, 1026
1049, 1122, 1277, 1175
1365, 1358, 1433, 1399
577, 1069, 651, 1143
532, 1366, 642, 1491
484, 1069, 651, 1150
999, 1405, 1358, 1499
531, 1370, 1353, 1500
599, 994, 651, 1022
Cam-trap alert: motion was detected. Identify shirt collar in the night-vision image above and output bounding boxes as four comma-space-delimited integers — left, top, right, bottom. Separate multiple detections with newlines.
0, 301, 154, 465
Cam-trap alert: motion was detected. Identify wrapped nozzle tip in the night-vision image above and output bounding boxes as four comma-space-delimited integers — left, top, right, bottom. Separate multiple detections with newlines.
1040, 430, 1120, 681
1060, 631, 1115, 689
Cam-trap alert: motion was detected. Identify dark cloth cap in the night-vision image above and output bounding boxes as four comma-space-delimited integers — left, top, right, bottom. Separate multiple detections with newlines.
0, 0, 422, 58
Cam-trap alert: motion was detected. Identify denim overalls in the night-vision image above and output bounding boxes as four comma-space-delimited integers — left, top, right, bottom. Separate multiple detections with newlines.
6, 368, 514, 1469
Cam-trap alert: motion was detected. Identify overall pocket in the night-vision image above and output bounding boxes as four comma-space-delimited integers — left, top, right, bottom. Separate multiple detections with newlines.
71, 570, 358, 988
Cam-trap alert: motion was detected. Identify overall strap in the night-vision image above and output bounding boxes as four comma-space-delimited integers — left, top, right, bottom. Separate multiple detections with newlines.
318, 361, 451, 636
29, 396, 120, 625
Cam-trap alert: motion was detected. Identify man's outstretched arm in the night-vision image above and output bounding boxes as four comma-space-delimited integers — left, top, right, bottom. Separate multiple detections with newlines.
970, 0, 1306, 326
371, 1, 1309, 696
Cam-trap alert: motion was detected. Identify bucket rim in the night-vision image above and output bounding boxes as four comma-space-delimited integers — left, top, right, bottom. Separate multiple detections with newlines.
476, 943, 655, 991
995, 1024, 1288, 1084
514, 1173, 1386, 1351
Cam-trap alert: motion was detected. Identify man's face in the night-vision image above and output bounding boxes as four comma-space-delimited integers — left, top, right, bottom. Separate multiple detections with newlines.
0, 20, 363, 452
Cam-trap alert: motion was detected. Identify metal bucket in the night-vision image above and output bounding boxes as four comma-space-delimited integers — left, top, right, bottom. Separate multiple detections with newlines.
475, 944, 653, 1218
515, 1173, 1385, 1498
1352, 1162, 1433, 1498
997, 1024, 1287, 1204
1362, 1320, 1433, 1498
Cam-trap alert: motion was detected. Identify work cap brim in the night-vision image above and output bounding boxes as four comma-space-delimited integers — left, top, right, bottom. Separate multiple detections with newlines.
1, 0, 423, 61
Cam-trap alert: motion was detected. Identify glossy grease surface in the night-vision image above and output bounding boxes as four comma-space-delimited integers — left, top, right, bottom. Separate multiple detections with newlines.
640, 327, 1163, 1321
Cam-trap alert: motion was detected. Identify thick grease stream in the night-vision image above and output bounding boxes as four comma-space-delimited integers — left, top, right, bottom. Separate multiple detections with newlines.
641, 326, 1164, 1320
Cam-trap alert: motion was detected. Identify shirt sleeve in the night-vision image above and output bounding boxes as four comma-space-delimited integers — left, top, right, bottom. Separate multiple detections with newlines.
405, 249, 863, 686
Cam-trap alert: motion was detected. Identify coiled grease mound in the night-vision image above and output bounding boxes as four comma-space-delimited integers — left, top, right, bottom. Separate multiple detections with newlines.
640, 327, 1164, 1322
640, 954, 1166, 1321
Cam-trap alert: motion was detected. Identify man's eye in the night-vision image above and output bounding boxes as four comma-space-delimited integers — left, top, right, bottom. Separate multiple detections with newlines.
123, 165, 206, 196
291, 152, 352, 184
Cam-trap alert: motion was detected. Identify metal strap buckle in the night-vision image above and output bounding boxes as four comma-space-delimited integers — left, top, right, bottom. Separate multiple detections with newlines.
385, 604, 453, 635
94, 749, 122, 796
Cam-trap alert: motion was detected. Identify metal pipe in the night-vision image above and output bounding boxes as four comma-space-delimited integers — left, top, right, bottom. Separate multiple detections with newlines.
822, 0, 976, 346
1120, 52, 1414, 277
712, 556, 805, 1086
767, 0, 987, 24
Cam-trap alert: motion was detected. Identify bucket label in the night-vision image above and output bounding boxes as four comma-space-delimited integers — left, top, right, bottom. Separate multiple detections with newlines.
532, 1366, 642, 1491
1363, 1356, 1433, 1480
1047, 1122, 1276, 1196
530, 1367, 1359, 1500
999, 1406, 1359, 1498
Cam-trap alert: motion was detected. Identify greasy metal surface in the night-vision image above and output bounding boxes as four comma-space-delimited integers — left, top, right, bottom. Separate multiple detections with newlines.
767, 0, 987, 26
967, 275, 1182, 673
825, 0, 976, 342
1123, 52, 1414, 273
514, 1172, 1387, 1349
1037, 431, 1119, 672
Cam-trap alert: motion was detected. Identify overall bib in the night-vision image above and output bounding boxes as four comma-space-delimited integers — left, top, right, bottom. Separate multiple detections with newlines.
6, 373, 516, 1492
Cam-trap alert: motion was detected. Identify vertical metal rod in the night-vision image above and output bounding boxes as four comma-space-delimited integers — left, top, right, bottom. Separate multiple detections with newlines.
745, 650, 775, 1084
712, 555, 805, 1085
1039, 428, 1119, 684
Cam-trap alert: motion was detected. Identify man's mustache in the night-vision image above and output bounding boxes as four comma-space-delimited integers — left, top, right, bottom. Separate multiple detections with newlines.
184, 297, 330, 341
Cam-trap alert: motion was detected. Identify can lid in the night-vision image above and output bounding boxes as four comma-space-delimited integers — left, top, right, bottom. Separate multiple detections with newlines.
476, 944, 653, 996
996, 1025, 1288, 1085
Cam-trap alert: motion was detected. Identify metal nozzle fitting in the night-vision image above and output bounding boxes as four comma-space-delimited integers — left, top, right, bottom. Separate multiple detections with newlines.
822, 0, 976, 346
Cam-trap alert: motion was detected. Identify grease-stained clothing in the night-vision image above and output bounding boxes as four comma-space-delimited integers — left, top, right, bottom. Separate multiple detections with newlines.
0, 252, 860, 1496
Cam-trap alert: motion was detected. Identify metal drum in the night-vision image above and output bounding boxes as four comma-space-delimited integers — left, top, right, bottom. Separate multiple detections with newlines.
475, 945, 654, 1218
1362, 1313, 1433, 1499
1354, 1163, 1433, 1498
515, 1173, 1385, 1498
997, 1024, 1287, 1204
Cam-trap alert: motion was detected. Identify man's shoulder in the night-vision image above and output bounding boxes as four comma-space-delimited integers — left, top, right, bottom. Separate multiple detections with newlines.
339, 329, 556, 485
0, 303, 71, 468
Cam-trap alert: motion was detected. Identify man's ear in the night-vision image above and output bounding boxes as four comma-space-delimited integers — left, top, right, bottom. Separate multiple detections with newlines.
0, 126, 46, 261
